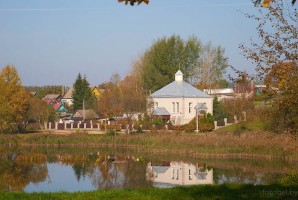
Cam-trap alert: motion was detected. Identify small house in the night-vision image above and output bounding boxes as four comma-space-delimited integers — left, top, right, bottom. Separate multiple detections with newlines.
73, 109, 99, 121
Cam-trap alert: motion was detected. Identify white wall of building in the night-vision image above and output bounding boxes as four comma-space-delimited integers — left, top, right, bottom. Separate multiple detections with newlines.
152, 97, 213, 125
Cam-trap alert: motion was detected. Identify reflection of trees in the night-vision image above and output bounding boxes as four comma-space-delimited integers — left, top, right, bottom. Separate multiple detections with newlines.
91, 155, 125, 189
56, 154, 94, 182
213, 168, 284, 185
90, 155, 151, 189
0, 153, 48, 191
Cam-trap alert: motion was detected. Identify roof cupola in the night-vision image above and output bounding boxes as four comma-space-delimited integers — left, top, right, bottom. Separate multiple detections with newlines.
175, 70, 183, 82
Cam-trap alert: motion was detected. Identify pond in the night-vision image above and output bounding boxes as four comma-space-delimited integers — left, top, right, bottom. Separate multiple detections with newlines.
0, 147, 295, 192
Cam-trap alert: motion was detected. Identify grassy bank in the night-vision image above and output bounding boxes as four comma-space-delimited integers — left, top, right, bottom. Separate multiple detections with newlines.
0, 130, 297, 161
0, 184, 297, 200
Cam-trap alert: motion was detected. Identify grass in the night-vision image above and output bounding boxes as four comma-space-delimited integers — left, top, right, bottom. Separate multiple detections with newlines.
216, 118, 265, 132
0, 129, 297, 161
0, 184, 297, 200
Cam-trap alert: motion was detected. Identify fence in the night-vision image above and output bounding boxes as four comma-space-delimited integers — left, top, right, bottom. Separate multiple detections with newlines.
45, 112, 246, 132
44, 121, 100, 131
213, 112, 246, 130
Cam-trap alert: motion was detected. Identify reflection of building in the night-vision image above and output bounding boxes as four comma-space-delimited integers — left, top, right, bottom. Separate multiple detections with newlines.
147, 161, 213, 187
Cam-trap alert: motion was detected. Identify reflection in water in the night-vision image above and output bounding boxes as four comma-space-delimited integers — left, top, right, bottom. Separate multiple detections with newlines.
0, 153, 48, 192
147, 161, 213, 187
0, 149, 295, 192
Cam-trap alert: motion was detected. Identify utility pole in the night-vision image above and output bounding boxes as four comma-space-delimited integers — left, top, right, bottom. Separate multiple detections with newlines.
83, 100, 85, 122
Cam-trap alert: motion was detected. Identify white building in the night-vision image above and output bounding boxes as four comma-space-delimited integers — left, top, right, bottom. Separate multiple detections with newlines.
149, 70, 213, 125
203, 88, 235, 101
147, 161, 213, 187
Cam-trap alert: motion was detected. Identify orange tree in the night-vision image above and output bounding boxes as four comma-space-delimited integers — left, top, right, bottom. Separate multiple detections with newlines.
264, 62, 298, 133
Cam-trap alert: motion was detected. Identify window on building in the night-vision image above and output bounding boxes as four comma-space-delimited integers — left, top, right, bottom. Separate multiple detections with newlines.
155, 102, 158, 108
172, 169, 175, 179
172, 102, 175, 113
176, 169, 179, 180
189, 169, 192, 180
176, 102, 179, 113
189, 102, 192, 113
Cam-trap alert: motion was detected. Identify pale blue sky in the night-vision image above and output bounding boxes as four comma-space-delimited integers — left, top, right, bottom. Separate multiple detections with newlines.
0, 0, 275, 86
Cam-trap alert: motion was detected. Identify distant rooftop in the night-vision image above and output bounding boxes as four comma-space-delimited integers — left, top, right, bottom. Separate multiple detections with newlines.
43, 94, 61, 100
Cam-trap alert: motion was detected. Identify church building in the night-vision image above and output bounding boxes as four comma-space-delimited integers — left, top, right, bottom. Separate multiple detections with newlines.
149, 70, 213, 125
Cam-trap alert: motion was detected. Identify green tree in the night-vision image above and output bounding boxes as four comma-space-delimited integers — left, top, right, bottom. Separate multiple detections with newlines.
140, 35, 202, 92
213, 97, 226, 120
0, 65, 30, 133
72, 73, 96, 111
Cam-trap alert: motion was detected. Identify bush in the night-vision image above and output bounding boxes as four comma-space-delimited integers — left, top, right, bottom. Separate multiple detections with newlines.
180, 113, 215, 132
152, 118, 164, 126
279, 172, 298, 186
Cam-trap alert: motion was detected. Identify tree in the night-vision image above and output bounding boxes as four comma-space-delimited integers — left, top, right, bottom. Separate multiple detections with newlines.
0, 65, 30, 133
194, 43, 228, 90
72, 73, 96, 111
213, 97, 226, 121
264, 62, 298, 133
136, 35, 228, 93
140, 35, 202, 92
120, 73, 147, 123
118, 0, 296, 7
25, 85, 65, 99
240, 0, 297, 78
253, 0, 296, 7
239, 0, 297, 133
98, 73, 123, 120
25, 96, 57, 129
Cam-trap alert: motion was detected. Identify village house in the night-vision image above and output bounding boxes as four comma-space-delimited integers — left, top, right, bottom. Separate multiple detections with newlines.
73, 109, 99, 121
149, 70, 213, 125
61, 86, 103, 106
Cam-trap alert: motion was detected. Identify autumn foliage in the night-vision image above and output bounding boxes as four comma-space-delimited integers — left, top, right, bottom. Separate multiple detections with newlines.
118, 0, 149, 6
0, 65, 30, 133
239, 0, 297, 134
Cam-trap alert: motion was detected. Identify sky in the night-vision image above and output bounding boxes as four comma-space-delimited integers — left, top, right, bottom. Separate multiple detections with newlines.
0, 0, 279, 86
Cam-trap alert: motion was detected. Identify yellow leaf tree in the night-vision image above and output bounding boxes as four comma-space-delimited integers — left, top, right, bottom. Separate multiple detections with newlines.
0, 65, 30, 133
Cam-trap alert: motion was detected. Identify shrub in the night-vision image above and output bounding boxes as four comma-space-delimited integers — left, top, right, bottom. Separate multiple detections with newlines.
279, 172, 298, 186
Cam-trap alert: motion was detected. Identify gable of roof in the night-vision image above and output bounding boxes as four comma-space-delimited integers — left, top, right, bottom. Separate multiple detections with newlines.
63, 87, 74, 99
150, 81, 211, 98
73, 109, 99, 119
90, 86, 101, 99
